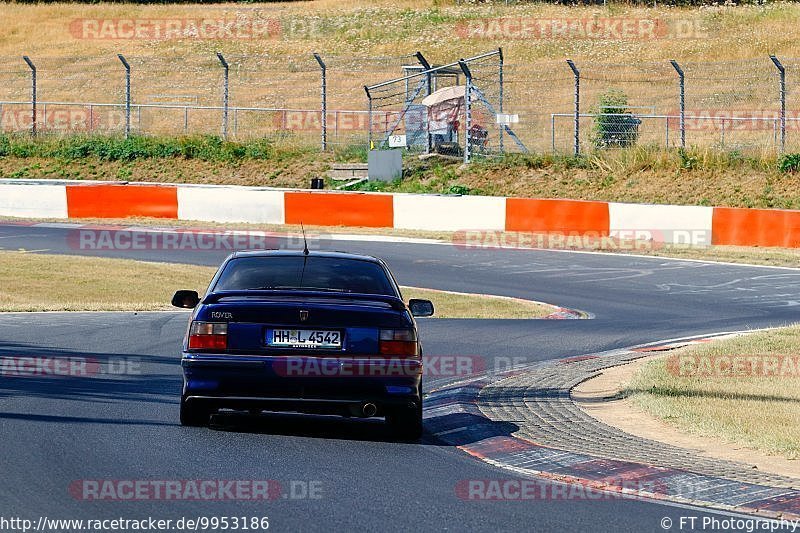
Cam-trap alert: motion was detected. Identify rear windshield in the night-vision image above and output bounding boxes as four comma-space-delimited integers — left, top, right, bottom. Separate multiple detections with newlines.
213, 256, 396, 295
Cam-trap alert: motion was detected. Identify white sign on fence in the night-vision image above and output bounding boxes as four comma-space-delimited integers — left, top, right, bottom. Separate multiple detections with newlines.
495, 113, 519, 125
388, 134, 407, 148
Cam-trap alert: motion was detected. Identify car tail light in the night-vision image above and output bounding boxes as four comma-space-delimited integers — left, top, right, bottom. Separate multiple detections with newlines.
379, 329, 419, 357
188, 321, 228, 350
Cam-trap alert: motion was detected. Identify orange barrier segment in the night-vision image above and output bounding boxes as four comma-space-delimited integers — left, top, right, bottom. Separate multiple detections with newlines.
284, 192, 393, 228
66, 184, 178, 219
712, 207, 800, 247
505, 198, 610, 234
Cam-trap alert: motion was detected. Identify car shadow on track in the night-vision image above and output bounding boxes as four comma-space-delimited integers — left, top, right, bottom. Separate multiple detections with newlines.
0, 411, 176, 426
0, 342, 180, 403
208, 410, 520, 446
210, 411, 417, 443
0, 341, 521, 445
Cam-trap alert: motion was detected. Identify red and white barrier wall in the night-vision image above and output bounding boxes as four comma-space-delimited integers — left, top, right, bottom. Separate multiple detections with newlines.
2, 179, 799, 248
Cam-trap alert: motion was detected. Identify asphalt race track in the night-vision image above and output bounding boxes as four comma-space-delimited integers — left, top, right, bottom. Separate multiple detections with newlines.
2, 222, 799, 532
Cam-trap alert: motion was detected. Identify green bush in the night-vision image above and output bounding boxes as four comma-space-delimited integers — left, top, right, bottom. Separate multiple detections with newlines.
592, 89, 640, 149
8, 136, 38, 158
334, 144, 368, 163
778, 153, 800, 173
678, 148, 700, 170
0, 134, 282, 163
244, 138, 274, 159
445, 184, 471, 195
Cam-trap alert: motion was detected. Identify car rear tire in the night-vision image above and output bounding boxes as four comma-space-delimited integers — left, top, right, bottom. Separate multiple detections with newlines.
180, 398, 210, 427
387, 394, 423, 441
387, 407, 423, 440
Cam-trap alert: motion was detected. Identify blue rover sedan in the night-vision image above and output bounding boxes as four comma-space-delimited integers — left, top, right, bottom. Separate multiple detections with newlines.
172, 250, 434, 439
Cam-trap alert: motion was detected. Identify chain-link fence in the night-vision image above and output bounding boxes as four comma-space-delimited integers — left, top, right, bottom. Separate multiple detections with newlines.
0, 51, 796, 159
0, 52, 414, 151
364, 50, 519, 162
549, 57, 792, 156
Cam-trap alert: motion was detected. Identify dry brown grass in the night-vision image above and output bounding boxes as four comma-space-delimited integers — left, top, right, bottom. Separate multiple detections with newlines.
0, 250, 214, 311
3, 149, 798, 210
2, 2, 799, 61
624, 326, 800, 459
1, 2, 798, 124
458, 158, 798, 210
0, 153, 329, 188
0, 250, 551, 317
0, 0, 794, 168
1, 2, 798, 181
401, 286, 554, 319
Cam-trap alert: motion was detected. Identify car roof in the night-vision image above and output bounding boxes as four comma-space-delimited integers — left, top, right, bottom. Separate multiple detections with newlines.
229, 249, 384, 264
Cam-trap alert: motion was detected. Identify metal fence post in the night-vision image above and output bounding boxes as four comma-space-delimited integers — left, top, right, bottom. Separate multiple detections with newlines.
313, 53, 327, 151
458, 59, 473, 164
770, 55, 786, 153
416, 52, 432, 154
216, 52, 229, 140
117, 54, 131, 138
566, 60, 580, 156
22, 56, 36, 136
498, 47, 504, 154
416, 51, 432, 96
670, 60, 685, 149
364, 85, 372, 149
774, 119, 779, 147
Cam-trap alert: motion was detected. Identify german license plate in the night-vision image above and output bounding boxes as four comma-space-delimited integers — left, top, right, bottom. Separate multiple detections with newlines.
268, 329, 342, 349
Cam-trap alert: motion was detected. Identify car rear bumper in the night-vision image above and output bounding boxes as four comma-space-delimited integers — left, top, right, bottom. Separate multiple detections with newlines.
181, 353, 422, 416
182, 395, 419, 418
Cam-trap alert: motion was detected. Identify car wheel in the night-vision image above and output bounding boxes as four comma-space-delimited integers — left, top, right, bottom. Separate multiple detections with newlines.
180, 397, 210, 427
387, 407, 423, 440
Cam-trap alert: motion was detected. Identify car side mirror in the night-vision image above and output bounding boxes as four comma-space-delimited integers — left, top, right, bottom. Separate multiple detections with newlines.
408, 298, 434, 317
172, 290, 200, 309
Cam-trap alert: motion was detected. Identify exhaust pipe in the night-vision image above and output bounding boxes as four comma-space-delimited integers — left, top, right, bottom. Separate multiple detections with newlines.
362, 403, 377, 417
